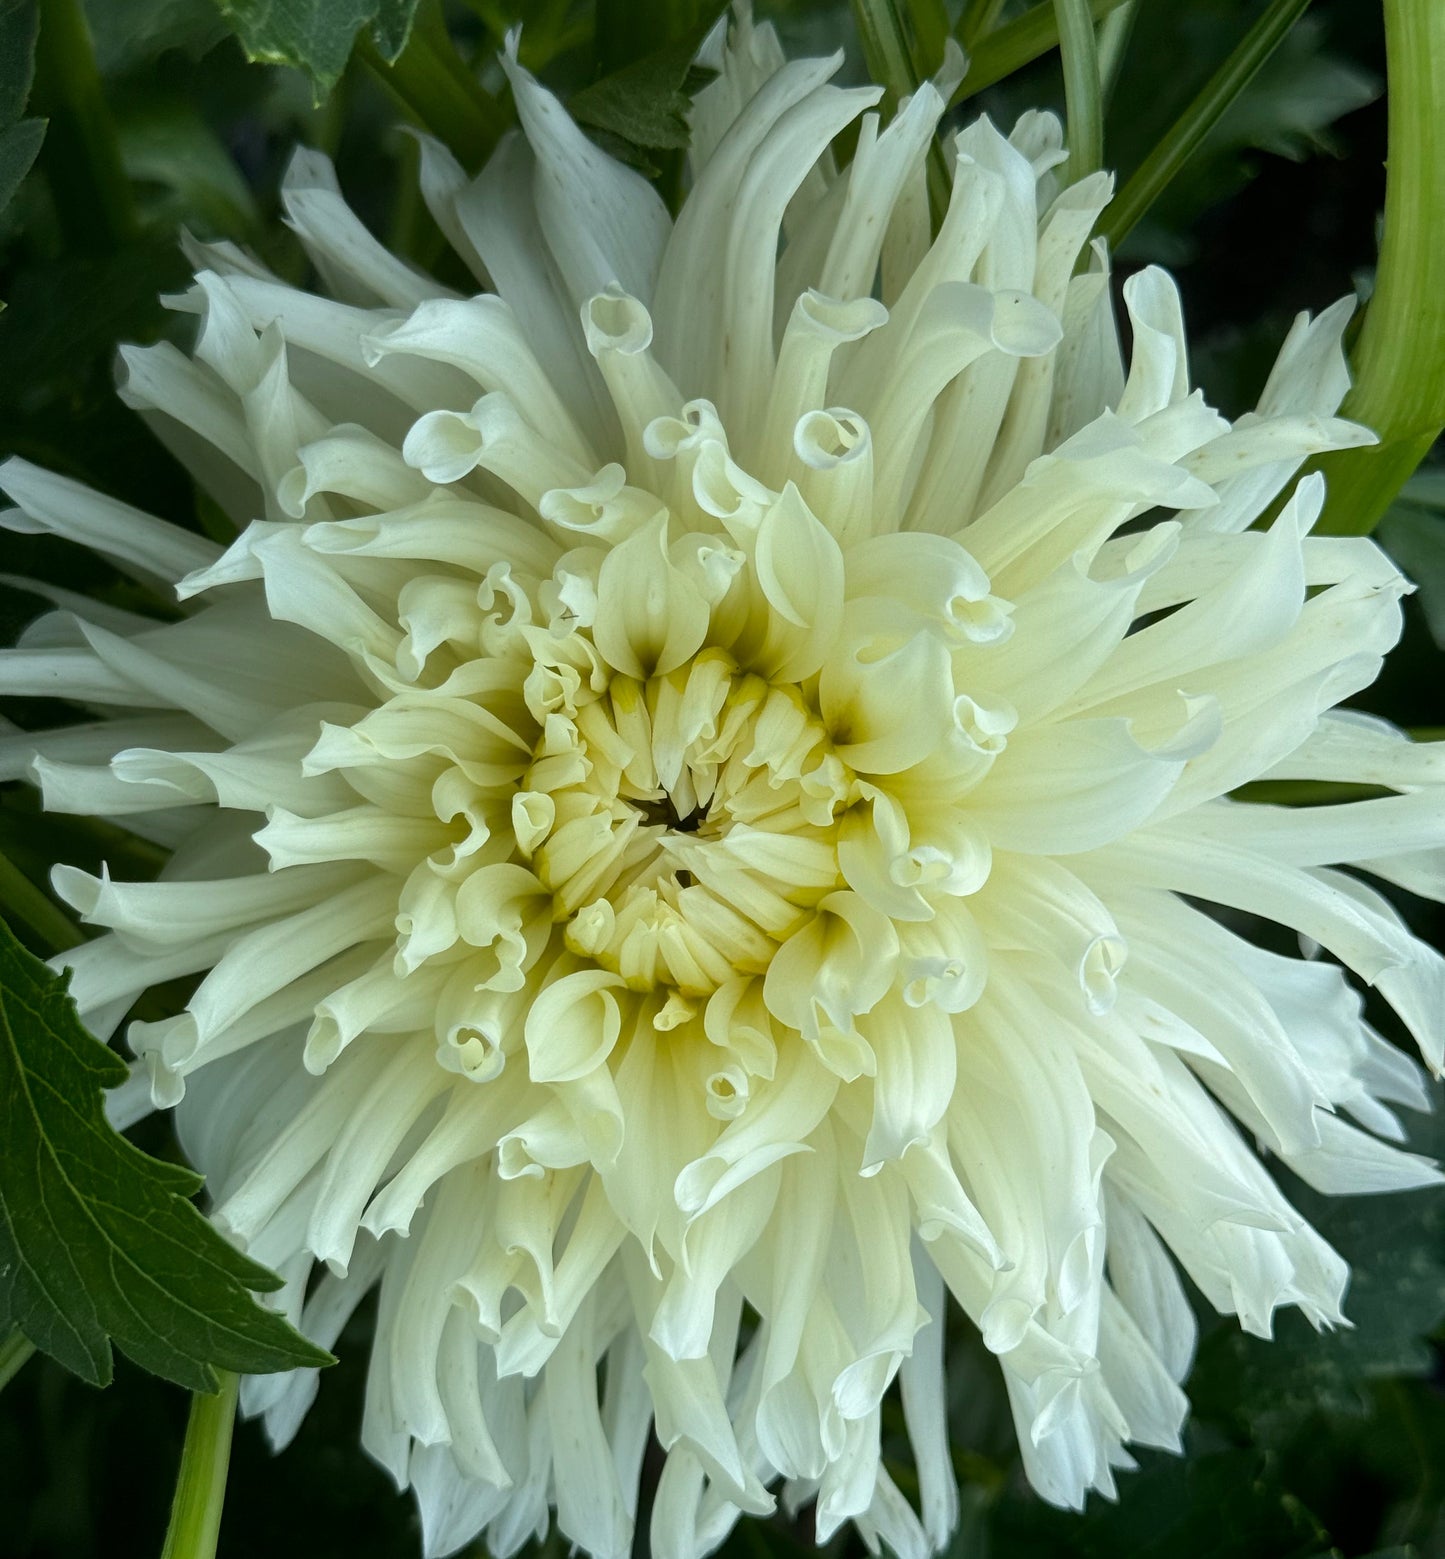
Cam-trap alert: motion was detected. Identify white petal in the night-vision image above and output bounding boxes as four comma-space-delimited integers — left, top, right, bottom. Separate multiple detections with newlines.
501, 40, 671, 310
281, 146, 453, 309
0, 460, 221, 585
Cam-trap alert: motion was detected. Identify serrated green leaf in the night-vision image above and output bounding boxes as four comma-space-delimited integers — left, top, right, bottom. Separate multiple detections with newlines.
364, 0, 411, 60
570, 9, 723, 155
213, 0, 418, 93
0, 916, 334, 1391
0, 112, 42, 209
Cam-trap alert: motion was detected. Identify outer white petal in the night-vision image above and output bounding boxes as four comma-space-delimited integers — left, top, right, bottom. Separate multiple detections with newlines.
501, 40, 671, 309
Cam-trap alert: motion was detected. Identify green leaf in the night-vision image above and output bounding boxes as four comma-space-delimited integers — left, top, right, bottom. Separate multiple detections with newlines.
1190, 1099, 1445, 1441
0, 915, 334, 1391
570, 11, 723, 157
0, 0, 38, 123
1099, 0, 1316, 253
1213, 19, 1376, 163
0, 111, 42, 208
1378, 473, 1445, 650
29, 0, 135, 249
989, 1442, 1326, 1559
1103, 9, 1378, 258
117, 98, 259, 238
0, 236, 189, 412
82, 0, 228, 77
595, 0, 707, 76
0, 0, 42, 221
1378, 503, 1445, 650
1400, 468, 1445, 508
212, 0, 419, 93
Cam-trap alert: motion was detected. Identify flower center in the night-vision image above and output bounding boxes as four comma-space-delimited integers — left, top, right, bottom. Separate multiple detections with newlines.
517, 650, 854, 994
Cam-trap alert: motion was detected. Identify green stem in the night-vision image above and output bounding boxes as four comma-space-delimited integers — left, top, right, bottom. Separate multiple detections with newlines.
0, 1329, 37, 1393
903, 0, 951, 73
957, 0, 1007, 50
1054, 0, 1103, 181
359, 8, 508, 170
388, 129, 427, 260
313, 59, 351, 163
852, 0, 917, 103
159, 1372, 240, 1559
954, 0, 1132, 100
1315, 0, 1445, 535
1096, 0, 1140, 108
0, 850, 81, 953
1097, 0, 1312, 252
32, 0, 134, 250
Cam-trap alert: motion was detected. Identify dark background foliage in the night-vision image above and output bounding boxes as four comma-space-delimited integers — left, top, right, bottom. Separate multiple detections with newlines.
0, 1, 1441, 1556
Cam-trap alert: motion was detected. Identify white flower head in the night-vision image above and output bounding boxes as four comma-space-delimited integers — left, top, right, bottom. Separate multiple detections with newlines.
2, 12, 1442, 1559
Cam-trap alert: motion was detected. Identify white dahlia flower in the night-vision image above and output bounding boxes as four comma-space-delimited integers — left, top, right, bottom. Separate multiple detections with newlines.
2, 13, 1442, 1559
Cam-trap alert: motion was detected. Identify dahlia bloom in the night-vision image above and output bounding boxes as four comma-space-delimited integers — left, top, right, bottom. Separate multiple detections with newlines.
2, 12, 1442, 1558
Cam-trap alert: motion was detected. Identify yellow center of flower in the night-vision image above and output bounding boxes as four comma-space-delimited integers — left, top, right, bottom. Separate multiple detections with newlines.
520, 650, 853, 994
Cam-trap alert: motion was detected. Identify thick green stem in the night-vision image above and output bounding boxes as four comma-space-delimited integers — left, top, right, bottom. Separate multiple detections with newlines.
1096, 0, 1140, 108
159, 1372, 240, 1559
954, 0, 1131, 100
0, 1329, 36, 1393
1097, 0, 1311, 252
1315, 0, 1445, 535
1054, 0, 1103, 181
33, 0, 134, 250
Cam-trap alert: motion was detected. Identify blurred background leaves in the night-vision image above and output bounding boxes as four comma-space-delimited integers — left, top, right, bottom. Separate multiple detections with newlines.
0, 0, 1441, 1556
